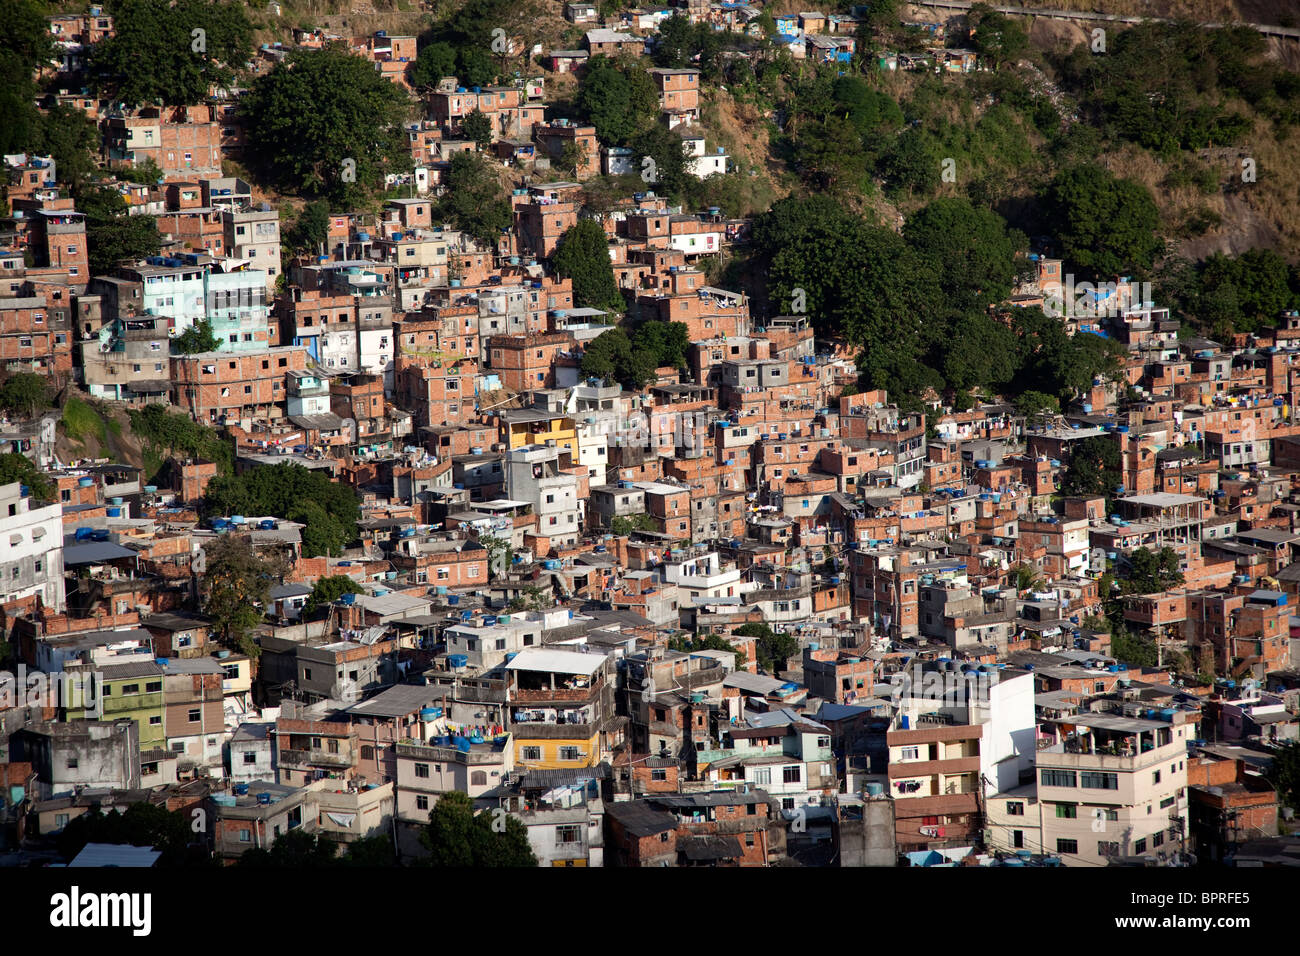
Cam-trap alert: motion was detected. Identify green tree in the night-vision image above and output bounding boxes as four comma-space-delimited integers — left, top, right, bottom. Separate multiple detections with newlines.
0, 452, 54, 501
1015, 390, 1060, 421
304, 574, 364, 616
240, 46, 412, 205
610, 513, 657, 535
409, 41, 457, 89
580, 328, 655, 389
88, 0, 253, 107
0, 372, 50, 417
632, 321, 690, 370
1046, 165, 1163, 277
1059, 434, 1122, 501
237, 829, 339, 866
1109, 627, 1159, 669
0, 1, 58, 155
462, 109, 494, 150
1122, 547, 1184, 595
903, 198, 1023, 315
652, 14, 696, 68
576, 55, 659, 146
286, 200, 331, 256
287, 499, 350, 558
966, 3, 1029, 69
205, 463, 360, 559
631, 125, 690, 201
435, 151, 512, 247
552, 220, 623, 312
77, 185, 163, 276
879, 126, 941, 198
34, 105, 99, 194
57, 802, 202, 867
202, 535, 276, 653
420, 791, 537, 867
174, 319, 222, 355
1266, 740, 1300, 811
734, 621, 800, 673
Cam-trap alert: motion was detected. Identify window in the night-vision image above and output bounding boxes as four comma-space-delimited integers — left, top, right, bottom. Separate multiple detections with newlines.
121, 683, 140, 695
416, 795, 429, 811
415, 763, 430, 778
185, 708, 200, 722
753, 768, 771, 786
239, 829, 252, 843
1152, 770, 1161, 784
1152, 831, 1164, 847
782, 766, 802, 784
901, 746, 920, 761
1006, 801, 1024, 816
471, 771, 487, 786
1056, 839, 1078, 855
522, 746, 542, 761
1055, 804, 1078, 819
558, 746, 581, 761
1041, 769, 1077, 788
66, 757, 79, 769
1081, 772, 1119, 790
145, 681, 162, 693
361, 745, 374, 760
651, 768, 667, 782
149, 715, 161, 726
244, 752, 257, 764
1134, 838, 1147, 854
556, 824, 582, 844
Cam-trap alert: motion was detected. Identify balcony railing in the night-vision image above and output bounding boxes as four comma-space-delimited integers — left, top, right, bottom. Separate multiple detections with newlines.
280, 748, 353, 767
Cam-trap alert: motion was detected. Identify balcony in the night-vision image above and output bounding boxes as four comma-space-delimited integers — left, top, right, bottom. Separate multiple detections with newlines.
280, 747, 353, 768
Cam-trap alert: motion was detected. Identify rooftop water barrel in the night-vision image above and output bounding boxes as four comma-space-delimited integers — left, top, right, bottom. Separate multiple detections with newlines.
212, 794, 237, 807
339, 593, 356, 605
386, 571, 397, 580
448, 654, 468, 668
483, 615, 498, 625
259, 519, 276, 530
865, 782, 884, 796
448, 595, 460, 605
107, 507, 122, 517
78, 477, 94, 487
435, 585, 448, 595
91, 530, 110, 541
420, 707, 440, 721
234, 783, 249, 795
110, 496, 124, 506
373, 588, 389, 597
231, 515, 246, 525
454, 736, 472, 752
216, 650, 231, 659
256, 792, 272, 805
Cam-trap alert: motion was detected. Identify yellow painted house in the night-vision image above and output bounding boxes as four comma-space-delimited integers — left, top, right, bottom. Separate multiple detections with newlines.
505, 647, 620, 770
64, 659, 167, 752
500, 408, 579, 458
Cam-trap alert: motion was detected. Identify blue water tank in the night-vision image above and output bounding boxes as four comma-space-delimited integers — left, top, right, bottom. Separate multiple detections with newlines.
75, 527, 93, 540
234, 783, 249, 795
339, 593, 356, 606
900, 715, 909, 729
453, 736, 472, 752
256, 792, 272, 805
865, 782, 884, 796
259, 519, 276, 530
448, 654, 469, 668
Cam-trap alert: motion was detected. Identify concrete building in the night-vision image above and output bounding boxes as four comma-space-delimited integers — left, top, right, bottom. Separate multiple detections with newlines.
0, 480, 65, 614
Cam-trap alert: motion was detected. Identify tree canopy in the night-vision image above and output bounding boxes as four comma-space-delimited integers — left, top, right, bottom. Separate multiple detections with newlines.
580, 328, 657, 389
1046, 165, 1163, 277
174, 319, 222, 355
89, 0, 253, 107
420, 791, 537, 867
204, 463, 360, 558
240, 46, 412, 205
576, 55, 659, 146
435, 151, 512, 247
202, 535, 282, 654
551, 220, 624, 312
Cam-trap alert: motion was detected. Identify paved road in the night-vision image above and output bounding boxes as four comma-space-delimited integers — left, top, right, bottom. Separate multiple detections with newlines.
911, 1, 1300, 40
